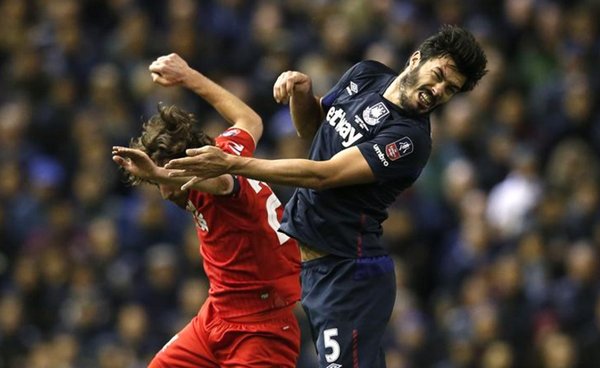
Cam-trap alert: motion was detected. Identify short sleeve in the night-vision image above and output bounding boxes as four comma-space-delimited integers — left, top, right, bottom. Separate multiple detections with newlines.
321, 60, 396, 111
215, 128, 256, 158
357, 123, 431, 182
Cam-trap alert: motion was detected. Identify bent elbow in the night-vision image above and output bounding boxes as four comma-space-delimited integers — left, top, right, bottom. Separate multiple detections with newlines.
252, 118, 264, 139
249, 111, 263, 128
237, 113, 263, 142
214, 175, 236, 196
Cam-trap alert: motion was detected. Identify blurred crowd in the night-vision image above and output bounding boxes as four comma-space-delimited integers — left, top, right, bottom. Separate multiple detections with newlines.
0, 0, 599, 367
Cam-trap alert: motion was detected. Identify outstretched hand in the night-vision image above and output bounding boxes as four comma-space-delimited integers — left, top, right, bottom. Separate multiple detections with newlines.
112, 146, 158, 180
273, 71, 312, 104
149, 53, 194, 87
165, 146, 232, 189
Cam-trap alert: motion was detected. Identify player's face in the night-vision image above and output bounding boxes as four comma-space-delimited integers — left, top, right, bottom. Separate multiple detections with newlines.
158, 183, 188, 208
399, 55, 466, 115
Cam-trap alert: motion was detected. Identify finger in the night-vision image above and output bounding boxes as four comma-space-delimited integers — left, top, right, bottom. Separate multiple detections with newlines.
181, 176, 202, 191
277, 83, 289, 104
151, 73, 173, 86
185, 148, 204, 156
273, 74, 287, 102
273, 80, 280, 103
167, 169, 192, 177
165, 156, 197, 169
274, 88, 288, 105
113, 146, 132, 152
148, 62, 163, 73
112, 147, 129, 156
285, 77, 296, 97
112, 155, 127, 166
168, 154, 210, 170
112, 147, 136, 156
274, 83, 288, 104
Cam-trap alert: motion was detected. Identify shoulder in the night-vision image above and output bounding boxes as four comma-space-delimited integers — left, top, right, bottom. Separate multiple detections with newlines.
338, 60, 397, 83
349, 60, 397, 78
385, 115, 431, 144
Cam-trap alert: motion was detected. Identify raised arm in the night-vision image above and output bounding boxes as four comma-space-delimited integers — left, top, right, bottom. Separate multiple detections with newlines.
148, 53, 263, 145
273, 71, 324, 139
165, 145, 375, 191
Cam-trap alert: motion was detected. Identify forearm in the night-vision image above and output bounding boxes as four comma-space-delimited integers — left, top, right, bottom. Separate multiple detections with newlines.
183, 70, 261, 127
290, 94, 323, 139
166, 145, 375, 189
147, 166, 184, 185
228, 155, 328, 190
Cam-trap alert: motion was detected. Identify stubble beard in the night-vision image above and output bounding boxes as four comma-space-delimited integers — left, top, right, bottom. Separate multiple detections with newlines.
398, 65, 432, 117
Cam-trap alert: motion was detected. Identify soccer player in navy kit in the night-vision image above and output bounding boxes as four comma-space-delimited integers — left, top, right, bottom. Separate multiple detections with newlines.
166, 25, 488, 367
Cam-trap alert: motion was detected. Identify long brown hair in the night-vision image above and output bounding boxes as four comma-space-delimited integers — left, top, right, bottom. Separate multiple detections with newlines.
125, 104, 214, 185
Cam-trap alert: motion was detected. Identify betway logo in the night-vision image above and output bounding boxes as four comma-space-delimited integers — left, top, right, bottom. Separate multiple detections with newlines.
325, 107, 363, 147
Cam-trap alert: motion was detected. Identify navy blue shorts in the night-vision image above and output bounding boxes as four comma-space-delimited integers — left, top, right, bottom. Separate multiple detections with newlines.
301, 254, 396, 368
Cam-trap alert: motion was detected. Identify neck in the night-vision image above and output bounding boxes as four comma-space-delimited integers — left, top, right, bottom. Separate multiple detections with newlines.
383, 74, 404, 108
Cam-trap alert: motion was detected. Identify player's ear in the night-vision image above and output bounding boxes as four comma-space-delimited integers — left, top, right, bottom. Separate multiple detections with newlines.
408, 51, 421, 69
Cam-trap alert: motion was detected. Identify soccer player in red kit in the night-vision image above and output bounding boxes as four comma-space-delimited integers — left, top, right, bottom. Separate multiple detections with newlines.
112, 53, 301, 368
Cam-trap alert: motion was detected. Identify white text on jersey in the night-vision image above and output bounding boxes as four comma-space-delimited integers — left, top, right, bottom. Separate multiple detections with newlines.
373, 144, 389, 167
326, 106, 363, 147
187, 200, 209, 231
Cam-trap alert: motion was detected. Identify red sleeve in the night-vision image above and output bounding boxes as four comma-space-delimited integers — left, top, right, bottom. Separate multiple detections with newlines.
187, 128, 255, 204
214, 128, 256, 157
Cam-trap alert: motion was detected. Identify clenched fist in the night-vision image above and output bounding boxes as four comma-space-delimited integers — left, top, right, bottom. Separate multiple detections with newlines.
272, 71, 312, 104
149, 53, 194, 87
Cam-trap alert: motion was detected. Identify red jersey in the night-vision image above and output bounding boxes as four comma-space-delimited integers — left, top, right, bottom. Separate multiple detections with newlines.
186, 128, 301, 319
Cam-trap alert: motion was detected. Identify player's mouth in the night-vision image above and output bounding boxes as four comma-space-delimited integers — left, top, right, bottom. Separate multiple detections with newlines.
417, 89, 435, 110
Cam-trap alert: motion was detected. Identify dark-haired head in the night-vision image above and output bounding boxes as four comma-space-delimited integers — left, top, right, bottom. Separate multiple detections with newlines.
417, 25, 487, 92
125, 104, 214, 186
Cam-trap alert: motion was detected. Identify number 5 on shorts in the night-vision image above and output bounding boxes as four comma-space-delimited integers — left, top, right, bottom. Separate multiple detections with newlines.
323, 328, 340, 363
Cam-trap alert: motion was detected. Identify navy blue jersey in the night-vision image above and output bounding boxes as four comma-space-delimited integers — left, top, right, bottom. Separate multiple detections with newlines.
280, 60, 432, 258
